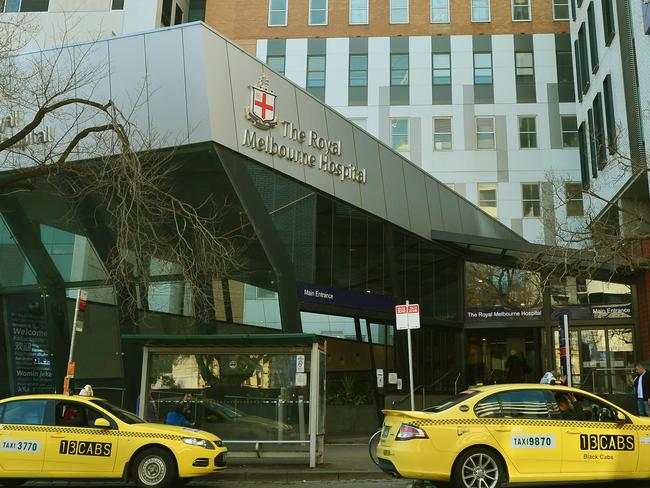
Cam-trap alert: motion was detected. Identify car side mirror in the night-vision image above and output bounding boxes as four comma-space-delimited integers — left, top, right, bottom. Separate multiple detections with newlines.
94, 418, 111, 429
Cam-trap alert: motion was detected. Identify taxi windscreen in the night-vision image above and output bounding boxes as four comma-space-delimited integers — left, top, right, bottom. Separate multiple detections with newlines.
423, 390, 479, 412
91, 399, 146, 424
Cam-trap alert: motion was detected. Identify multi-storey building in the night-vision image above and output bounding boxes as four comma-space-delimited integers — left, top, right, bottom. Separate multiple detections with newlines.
203, 0, 583, 245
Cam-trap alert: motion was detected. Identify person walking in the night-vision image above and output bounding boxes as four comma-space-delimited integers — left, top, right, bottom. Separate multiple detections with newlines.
633, 362, 650, 416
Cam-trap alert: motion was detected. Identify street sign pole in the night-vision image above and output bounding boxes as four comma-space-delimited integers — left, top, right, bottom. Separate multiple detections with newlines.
406, 300, 415, 411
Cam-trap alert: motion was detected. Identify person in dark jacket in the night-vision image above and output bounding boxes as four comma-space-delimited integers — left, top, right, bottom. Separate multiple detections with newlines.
166, 403, 193, 427
633, 362, 650, 416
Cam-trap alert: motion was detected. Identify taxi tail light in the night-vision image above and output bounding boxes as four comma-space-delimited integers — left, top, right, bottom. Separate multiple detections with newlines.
395, 423, 428, 440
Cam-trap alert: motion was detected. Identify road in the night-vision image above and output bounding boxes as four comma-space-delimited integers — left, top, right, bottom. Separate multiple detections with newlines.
20, 480, 650, 487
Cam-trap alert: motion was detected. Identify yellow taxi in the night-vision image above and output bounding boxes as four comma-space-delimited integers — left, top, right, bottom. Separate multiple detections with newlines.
0, 394, 227, 488
377, 384, 650, 488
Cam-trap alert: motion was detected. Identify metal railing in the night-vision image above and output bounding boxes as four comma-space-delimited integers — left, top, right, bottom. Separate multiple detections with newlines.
391, 370, 461, 409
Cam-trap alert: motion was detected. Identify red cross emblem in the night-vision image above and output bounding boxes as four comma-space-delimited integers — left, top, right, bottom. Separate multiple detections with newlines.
251, 87, 275, 122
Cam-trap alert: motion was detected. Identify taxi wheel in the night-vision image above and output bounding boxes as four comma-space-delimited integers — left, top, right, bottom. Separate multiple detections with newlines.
133, 447, 177, 488
452, 447, 505, 488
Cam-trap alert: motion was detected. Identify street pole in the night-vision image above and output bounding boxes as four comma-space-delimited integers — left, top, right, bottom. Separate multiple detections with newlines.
406, 300, 415, 411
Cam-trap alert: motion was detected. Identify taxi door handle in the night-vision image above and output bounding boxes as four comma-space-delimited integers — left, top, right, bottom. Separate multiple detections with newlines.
495, 426, 512, 432
50, 434, 65, 439
566, 429, 581, 435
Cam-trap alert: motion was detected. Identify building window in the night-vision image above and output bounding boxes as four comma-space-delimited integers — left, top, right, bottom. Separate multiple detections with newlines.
309, 0, 328, 25
111, 0, 124, 9
432, 53, 451, 85
519, 116, 537, 149
522, 183, 541, 217
478, 183, 498, 218
2, 0, 49, 11
269, 0, 288, 26
161, 0, 173, 26
593, 93, 606, 168
431, 0, 450, 22
476, 117, 495, 150
390, 0, 409, 23
390, 119, 409, 152
603, 75, 616, 153
306, 55, 326, 89
267, 55, 286, 75
587, 3, 599, 72
471, 0, 490, 21
433, 117, 452, 151
473, 52, 492, 84
578, 122, 589, 186
174, 4, 184, 25
391, 54, 409, 86
512, 0, 531, 21
577, 25, 590, 94
349, 54, 368, 87
553, 0, 569, 19
555, 37, 575, 103
561, 115, 579, 148
601, 0, 615, 45
349, 0, 368, 24
515, 51, 535, 102
188, 0, 206, 21
565, 183, 584, 217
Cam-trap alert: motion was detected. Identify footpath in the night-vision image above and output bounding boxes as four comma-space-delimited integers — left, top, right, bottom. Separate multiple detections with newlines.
215, 440, 388, 482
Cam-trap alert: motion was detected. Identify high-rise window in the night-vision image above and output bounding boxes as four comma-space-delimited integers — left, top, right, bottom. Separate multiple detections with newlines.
174, 4, 184, 25
349, 54, 368, 87
565, 183, 584, 217
161, 0, 173, 26
577, 25, 590, 94
2, 0, 49, 11
471, 0, 490, 21
522, 183, 541, 217
188, 0, 206, 21
349, 0, 368, 24
473, 53, 492, 84
390, 0, 409, 23
515, 51, 535, 102
267, 55, 286, 75
553, 0, 570, 20
431, 0, 450, 22
555, 36, 575, 103
269, 0, 288, 26
601, 0, 615, 45
587, 3, 599, 72
390, 119, 410, 152
478, 183, 498, 218
476, 117, 495, 150
309, 0, 328, 25
593, 93, 606, 168
512, 0, 531, 21
432, 53, 451, 85
433, 117, 452, 151
391, 54, 409, 86
306, 55, 326, 93
111, 0, 124, 9
561, 115, 579, 148
603, 75, 616, 152
518, 116, 537, 149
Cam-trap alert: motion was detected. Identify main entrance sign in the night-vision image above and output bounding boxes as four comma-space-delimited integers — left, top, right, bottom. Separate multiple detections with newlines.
242, 73, 368, 184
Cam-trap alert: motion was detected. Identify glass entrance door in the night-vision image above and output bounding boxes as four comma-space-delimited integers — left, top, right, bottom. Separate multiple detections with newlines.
558, 327, 634, 395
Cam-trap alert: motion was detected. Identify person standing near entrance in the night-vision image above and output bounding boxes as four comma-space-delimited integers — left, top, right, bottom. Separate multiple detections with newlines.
633, 362, 650, 416
505, 350, 523, 383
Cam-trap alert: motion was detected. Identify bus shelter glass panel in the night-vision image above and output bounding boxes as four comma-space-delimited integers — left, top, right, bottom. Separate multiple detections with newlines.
146, 349, 318, 443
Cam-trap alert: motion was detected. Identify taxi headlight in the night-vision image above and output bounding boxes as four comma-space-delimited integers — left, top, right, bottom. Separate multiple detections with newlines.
395, 423, 428, 441
182, 437, 215, 450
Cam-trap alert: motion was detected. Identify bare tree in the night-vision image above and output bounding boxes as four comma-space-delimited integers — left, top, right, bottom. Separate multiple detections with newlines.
0, 20, 244, 323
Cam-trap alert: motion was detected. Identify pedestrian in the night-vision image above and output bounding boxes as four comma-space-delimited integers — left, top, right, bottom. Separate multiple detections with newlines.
181, 392, 194, 422
633, 362, 650, 416
166, 403, 193, 427
505, 350, 523, 383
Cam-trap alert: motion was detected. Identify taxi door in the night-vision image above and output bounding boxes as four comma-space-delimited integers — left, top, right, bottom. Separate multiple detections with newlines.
43, 400, 119, 474
554, 391, 638, 475
0, 399, 49, 472
477, 389, 563, 475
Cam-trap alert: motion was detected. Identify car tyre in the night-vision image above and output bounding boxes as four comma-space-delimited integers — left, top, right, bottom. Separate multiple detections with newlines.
0, 480, 27, 487
452, 447, 505, 488
133, 447, 177, 488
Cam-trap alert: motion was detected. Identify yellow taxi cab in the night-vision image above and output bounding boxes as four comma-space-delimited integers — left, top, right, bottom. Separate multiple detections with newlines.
377, 383, 650, 488
0, 394, 227, 488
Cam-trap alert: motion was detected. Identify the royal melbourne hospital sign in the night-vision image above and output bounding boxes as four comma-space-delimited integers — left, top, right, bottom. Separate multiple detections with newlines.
242, 73, 368, 185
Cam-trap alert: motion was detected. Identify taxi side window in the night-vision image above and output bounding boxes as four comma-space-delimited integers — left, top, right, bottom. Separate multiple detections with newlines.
475, 390, 550, 419
54, 401, 117, 429
0, 400, 48, 425
548, 390, 619, 422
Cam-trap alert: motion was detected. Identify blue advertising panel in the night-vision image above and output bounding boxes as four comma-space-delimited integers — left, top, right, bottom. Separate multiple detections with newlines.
3, 293, 54, 395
